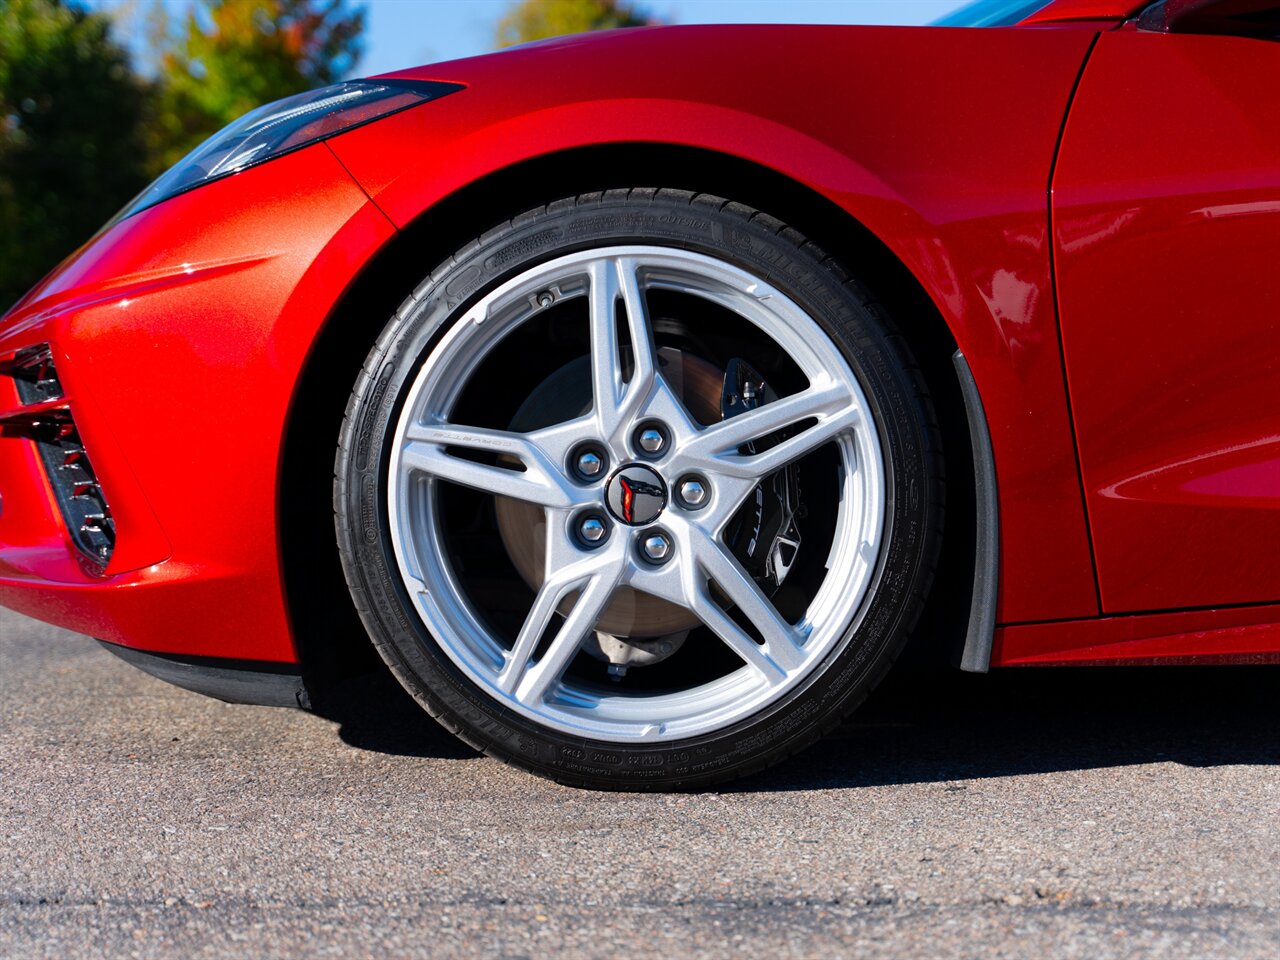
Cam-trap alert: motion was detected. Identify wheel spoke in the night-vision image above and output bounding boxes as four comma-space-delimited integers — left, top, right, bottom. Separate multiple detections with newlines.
641, 374, 705, 445
695, 538, 806, 674
588, 257, 659, 433
497, 555, 589, 694
737, 404, 861, 478
684, 580, 788, 686
402, 423, 575, 508
683, 379, 859, 479
507, 566, 621, 706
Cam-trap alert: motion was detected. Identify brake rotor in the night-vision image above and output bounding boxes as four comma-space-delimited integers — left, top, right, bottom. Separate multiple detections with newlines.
494, 347, 722, 637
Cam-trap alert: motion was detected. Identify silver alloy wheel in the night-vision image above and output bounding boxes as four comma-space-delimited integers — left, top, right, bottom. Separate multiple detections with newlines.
388, 246, 886, 742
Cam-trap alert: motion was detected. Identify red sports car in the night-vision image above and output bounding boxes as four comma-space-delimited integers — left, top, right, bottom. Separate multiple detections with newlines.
2, 0, 1276, 788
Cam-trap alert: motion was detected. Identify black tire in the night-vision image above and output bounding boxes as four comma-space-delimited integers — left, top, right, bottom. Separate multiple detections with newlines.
335, 189, 943, 790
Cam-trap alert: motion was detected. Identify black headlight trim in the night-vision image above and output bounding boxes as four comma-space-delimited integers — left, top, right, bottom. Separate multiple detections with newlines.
116, 78, 464, 222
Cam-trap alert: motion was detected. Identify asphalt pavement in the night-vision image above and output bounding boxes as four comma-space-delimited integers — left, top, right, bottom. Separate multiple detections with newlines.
1, 607, 1277, 959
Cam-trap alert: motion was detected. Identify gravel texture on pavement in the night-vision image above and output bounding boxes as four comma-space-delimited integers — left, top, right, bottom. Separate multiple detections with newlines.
1, 608, 1277, 959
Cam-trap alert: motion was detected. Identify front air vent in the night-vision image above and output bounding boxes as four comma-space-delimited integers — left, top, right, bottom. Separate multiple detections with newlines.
32, 413, 116, 571
2, 343, 64, 404
0, 344, 115, 572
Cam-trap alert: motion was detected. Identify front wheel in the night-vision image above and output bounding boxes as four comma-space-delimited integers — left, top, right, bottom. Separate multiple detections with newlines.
335, 189, 942, 789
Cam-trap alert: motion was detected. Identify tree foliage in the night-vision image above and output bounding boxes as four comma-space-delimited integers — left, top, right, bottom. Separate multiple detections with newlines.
0, 0, 368, 310
0, 0, 151, 309
496, 0, 653, 48
151, 0, 364, 171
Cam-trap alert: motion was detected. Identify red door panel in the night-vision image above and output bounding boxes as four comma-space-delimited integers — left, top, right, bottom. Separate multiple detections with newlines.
1054, 28, 1280, 613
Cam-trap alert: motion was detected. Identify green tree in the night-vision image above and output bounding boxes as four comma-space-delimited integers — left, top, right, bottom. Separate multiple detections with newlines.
496, 0, 654, 48
152, 0, 365, 171
0, 0, 151, 310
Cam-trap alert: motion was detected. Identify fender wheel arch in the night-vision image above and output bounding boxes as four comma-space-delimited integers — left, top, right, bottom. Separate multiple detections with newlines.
281, 145, 988, 706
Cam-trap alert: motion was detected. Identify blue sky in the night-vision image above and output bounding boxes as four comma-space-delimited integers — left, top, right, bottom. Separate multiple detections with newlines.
91, 0, 968, 76
359, 0, 965, 74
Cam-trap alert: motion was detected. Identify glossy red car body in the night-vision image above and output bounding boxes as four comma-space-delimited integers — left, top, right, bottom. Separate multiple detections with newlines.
2, 0, 1277, 695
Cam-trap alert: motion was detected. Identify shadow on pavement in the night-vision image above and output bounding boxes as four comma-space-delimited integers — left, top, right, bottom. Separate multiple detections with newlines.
736, 664, 1280, 792
319, 659, 1280, 787
317, 670, 480, 761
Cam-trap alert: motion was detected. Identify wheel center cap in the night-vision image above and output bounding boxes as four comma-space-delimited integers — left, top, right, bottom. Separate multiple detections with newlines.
605, 464, 667, 526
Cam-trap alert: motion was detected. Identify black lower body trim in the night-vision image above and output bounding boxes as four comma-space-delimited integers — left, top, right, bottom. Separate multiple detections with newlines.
98, 640, 310, 709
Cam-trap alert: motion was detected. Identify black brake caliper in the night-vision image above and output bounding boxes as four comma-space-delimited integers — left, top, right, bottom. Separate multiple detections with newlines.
720, 359, 803, 594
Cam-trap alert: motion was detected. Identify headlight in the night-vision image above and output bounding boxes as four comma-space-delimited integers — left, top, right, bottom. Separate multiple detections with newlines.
120, 78, 462, 219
